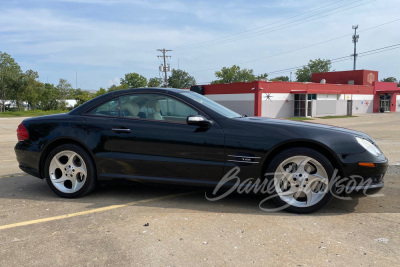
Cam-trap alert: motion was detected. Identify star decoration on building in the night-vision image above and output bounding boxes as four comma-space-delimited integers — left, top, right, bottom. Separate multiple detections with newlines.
264, 93, 273, 102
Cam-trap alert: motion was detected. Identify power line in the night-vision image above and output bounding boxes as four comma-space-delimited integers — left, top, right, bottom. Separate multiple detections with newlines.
175, 0, 372, 50
175, 0, 348, 50
205, 1, 372, 48
193, 45, 399, 85
177, 0, 363, 49
265, 44, 400, 76
195, 44, 398, 84
358, 43, 400, 55
189, 18, 400, 74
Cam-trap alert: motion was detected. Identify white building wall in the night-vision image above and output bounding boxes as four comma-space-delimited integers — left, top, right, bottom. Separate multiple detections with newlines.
261, 93, 294, 118
351, 94, 374, 101
206, 92, 380, 118
206, 93, 255, 116
335, 101, 348, 116
317, 94, 337, 100
311, 100, 317, 117
337, 94, 345, 100
66, 99, 77, 108
262, 93, 293, 101
315, 100, 336, 115
352, 101, 374, 114
340, 95, 374, 114
397, 95, 400, 112
315, 94, 374, 116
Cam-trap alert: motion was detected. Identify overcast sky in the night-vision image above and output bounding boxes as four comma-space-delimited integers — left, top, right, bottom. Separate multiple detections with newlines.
1, 0, 399, 89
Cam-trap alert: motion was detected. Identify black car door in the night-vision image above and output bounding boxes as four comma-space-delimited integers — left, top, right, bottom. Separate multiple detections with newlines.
81, 97, 119, 176
106, 93, 225, 185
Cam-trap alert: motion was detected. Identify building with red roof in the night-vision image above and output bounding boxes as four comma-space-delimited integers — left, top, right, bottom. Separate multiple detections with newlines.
191, 70, 400, 117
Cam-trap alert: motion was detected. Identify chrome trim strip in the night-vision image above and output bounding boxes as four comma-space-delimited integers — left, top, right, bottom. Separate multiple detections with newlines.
112, 128, 131, 133
227, 155, 261, 159
228, 160, 259, 164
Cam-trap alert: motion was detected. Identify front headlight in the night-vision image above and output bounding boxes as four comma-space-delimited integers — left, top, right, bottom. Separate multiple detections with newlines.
356, 137, 382, 156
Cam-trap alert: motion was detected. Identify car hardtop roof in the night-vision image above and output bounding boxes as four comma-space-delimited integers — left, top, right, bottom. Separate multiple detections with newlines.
112, 87, 190, 96
68, 87, 193, 115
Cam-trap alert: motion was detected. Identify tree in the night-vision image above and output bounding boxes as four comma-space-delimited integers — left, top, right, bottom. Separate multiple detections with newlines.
120, 73, 147, 88
39, 83, 62, 110
56, 78, 73, 98
18, 70, 40, 110
95, 87, 107, 97
8, 72, 26, 110
74, 89, 94, 107
168, 69, 196, 89
211, 65, 266, 84
107, 83, 129, 92
0, 52, 22, 112
23, 70, 43, 110
148, 77, 163, 87
295, 58, 331, 82
255, 73, 269, 80
381, 77, 398, 83
271, 76, 290, 82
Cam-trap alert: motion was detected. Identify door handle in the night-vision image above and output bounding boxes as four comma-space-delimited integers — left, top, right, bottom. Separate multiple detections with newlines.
112, 128, 131, 133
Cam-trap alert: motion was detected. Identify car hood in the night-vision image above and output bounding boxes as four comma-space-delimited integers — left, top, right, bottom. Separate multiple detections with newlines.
236, 117, 371, 140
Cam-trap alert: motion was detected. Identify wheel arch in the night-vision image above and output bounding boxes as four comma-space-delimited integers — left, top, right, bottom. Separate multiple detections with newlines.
39, 137, 95, 179
262, 140, 344, 177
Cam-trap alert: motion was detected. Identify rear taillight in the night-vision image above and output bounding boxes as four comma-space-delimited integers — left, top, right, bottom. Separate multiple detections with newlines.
17, 123, 29, 141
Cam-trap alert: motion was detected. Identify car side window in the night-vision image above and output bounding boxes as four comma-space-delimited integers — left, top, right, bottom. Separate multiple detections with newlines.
87, 98, 119, 117
119, 93, 199, 123
120, 95, 140, 118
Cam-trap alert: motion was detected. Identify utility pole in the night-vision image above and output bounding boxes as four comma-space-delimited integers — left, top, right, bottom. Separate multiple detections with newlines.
351, 25, 359, 70
157, 49, 172, 87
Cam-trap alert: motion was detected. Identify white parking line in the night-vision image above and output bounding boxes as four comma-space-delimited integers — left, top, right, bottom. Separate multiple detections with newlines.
0, 191, 199, 230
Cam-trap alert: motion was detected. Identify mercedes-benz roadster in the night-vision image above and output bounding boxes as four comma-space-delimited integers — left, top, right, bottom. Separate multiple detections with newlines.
15, 88, 388, 213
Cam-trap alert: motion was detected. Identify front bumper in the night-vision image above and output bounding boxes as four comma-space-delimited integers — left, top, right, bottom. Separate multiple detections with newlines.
336, 153, 388, 195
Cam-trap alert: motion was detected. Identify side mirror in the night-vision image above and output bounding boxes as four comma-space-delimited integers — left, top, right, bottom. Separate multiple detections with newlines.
187, 115, 212, 128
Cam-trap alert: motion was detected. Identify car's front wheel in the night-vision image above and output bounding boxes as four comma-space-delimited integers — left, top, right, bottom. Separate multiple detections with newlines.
265, 147, 335, 214
45, 144, 96, 198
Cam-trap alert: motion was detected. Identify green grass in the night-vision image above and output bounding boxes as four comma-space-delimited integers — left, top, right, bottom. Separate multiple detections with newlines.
285, 117, 314, 121
0, 110, 68, 118
318, 115, 357, 119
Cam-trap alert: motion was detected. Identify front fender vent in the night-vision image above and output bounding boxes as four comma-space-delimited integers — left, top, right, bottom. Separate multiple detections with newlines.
227, 155, 261, 164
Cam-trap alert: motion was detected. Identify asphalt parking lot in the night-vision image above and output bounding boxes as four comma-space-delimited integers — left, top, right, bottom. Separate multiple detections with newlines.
1, 114, 399, 266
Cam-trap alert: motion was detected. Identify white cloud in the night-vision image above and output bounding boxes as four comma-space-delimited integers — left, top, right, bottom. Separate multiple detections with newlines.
0, 0, 399, 89
108, 77, 121, 86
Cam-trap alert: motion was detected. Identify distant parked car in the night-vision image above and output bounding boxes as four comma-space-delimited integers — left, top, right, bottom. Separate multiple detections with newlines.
15, 88, 387, 213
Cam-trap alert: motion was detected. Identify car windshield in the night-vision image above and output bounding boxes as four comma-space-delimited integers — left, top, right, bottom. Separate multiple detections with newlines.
180, 91, 242, 118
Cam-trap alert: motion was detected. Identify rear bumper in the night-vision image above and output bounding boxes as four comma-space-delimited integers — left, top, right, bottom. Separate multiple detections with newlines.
14, 141, 42, 179
18, 164, 41, 178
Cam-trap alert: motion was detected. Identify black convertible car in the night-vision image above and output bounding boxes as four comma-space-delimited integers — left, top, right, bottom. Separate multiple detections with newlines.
15, 88, 388, 213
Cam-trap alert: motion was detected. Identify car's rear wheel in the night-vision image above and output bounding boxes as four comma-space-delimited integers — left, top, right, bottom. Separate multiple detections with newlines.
265, 147, 335, 214
45, 144, 96, 198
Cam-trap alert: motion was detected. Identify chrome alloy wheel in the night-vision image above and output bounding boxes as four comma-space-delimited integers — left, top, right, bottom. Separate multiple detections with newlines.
274, 156, 329, 208
49, 150, 87, 193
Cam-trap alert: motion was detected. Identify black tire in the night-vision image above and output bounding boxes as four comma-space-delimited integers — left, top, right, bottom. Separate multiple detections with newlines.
44, 144, 97, 198
265, 147, 335, 214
